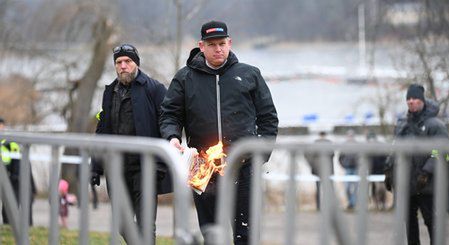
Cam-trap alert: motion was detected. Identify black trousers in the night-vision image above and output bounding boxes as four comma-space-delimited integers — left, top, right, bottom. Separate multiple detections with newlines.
193, 164, 252, 245
407, 194, 434, 245
1, 184, 34, 226
107, 168, 163, 242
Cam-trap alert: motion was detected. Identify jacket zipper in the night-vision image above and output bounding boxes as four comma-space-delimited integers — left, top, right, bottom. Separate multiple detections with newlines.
216, 74, 222, 143
216, 74, 225, 165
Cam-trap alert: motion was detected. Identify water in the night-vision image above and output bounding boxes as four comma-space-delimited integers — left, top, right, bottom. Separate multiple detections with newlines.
234, 43, 407, 127
1, 42, 410, 128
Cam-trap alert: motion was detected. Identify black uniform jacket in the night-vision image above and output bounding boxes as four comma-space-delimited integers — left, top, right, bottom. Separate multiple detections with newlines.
386, 99, 448, 195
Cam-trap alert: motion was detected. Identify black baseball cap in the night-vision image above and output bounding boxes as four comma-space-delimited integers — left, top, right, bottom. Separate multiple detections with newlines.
201, 21, 229, 40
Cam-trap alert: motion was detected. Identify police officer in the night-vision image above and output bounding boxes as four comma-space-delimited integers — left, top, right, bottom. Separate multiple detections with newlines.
384, 84, 449, 245
0, 117, 36, 225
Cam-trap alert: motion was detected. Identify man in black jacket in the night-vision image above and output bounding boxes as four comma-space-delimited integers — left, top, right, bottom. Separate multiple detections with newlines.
160, 21, 278, 244
90, 44, 170, 240
384, 84, 448, 245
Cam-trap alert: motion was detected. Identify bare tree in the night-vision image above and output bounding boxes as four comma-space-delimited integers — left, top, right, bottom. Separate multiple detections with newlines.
0, 74, 41, 125
171, 0, 207, 74
65, 17, 116, 134
396, 0, 449, 118
367, 81, 402, 136
41, 1, 118, 190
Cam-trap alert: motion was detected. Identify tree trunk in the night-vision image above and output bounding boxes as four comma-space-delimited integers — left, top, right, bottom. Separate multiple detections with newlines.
67, 18, 114, 133
62, 17, 115, 194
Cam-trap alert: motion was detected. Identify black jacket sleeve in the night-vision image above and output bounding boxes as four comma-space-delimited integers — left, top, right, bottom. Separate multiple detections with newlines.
92, 101, 106, 175
249, 67, 278, 163
421, 117, 449, 174
151, 82, 168, 121
159, 71, 187, 142
251, 67, 278, 138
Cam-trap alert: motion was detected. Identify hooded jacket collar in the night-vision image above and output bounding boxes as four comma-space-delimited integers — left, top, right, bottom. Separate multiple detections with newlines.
407, 99, 439, 124
186, 47, 238, 75
395, 99, 440, 136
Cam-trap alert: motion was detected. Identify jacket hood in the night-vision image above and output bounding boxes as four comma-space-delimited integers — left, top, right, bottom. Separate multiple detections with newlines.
186, 47, 238, 75
407, 99, 440, 122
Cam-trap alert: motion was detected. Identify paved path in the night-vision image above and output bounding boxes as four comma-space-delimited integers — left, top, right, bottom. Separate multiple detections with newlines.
32, 199, 200, 236
27, 199, 448, 244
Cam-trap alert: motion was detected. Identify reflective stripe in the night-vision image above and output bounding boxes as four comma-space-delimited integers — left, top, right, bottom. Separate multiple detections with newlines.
431, 149, 449, 162
96, 109, 103, 121
431, 149, 439, 158
10, 142, 20, 153
1, 140, 20, 164
1, 144, 11, 165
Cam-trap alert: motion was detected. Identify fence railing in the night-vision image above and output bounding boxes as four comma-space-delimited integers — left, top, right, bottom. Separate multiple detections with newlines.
1, 133, 448, 245
0, 132, 195, 245
211, 137, 449, 245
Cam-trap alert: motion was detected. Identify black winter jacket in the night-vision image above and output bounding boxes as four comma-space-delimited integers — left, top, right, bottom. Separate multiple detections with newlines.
160, 48, 278, 153
96, 70, 166, 139
92, 70, 171, 194
385, 100, 448, 195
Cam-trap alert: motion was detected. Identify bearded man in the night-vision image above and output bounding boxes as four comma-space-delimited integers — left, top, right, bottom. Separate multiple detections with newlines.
91, 44, 171, 242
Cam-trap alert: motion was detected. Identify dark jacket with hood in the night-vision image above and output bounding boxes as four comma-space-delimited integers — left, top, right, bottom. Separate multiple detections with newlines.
160, 48, 278, 153
385, 99, 448, 195
92, 69, 171, 194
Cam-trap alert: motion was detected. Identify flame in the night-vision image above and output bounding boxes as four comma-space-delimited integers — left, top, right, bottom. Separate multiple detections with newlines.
188, 141, 227, 192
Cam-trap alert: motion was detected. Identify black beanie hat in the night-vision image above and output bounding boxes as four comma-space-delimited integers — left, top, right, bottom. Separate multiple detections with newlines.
113, 44, 140, 66
406, 84, 425, 101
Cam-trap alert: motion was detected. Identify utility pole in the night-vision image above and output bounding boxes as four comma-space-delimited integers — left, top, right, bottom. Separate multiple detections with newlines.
358, 2, 367, 75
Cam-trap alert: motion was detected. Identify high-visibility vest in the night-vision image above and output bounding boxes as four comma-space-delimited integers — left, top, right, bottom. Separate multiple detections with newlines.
1, 139, 20, 165
96, 109, 103, 121
431, 149, 449, 162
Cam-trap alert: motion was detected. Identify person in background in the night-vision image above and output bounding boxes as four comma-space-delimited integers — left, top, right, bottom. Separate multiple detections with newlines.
0, 117, 36, 225
305, 131, 334, 210
366, 131, 388, 210
339, 129, 358, 210
90, 44, 171, 241
90, 183, 98, 210
384, 84, 448, 245
58, 179, 75, 229
160, 20, 278, 244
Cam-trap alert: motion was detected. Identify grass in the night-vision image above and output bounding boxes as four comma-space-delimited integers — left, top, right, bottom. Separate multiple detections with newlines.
1, 225, 174, 244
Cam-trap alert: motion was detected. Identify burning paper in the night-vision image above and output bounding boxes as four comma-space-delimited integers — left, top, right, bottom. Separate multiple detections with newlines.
183, 142, 227, 194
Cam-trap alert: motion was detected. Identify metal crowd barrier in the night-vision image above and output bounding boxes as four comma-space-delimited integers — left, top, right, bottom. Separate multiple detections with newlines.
210, 137, 449, 245
0, 132, 195, 245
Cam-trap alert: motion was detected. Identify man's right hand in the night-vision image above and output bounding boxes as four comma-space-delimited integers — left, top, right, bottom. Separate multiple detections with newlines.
169, 137, 185, 153
91, 172, 101, 186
